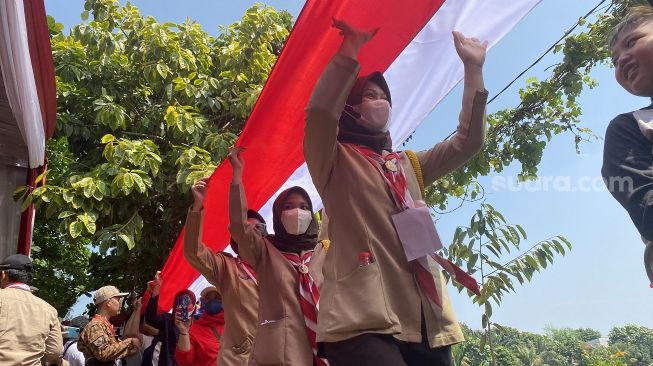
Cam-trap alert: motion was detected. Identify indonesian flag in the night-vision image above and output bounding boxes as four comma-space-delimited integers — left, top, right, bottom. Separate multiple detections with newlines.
159, 0, 542, 310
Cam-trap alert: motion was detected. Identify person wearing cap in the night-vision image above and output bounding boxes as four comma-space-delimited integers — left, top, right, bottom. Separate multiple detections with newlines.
0, 254, 67, 365
174, 286, 225, 366
144, 272, 195, 366
77, 285, 142, 365
64, 316, 90, 366
183, 177, 263, 365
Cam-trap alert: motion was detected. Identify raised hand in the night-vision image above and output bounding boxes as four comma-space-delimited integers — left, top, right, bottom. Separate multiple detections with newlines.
452, 31, 487, 70
332, 18, 379, 59
228, 147, 245, 183
191, 177, 210, 211
132, 297, 142, 311
151, 271, 162, 296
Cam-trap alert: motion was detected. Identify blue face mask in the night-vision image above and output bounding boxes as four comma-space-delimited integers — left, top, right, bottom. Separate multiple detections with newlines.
204, 299, 223, 315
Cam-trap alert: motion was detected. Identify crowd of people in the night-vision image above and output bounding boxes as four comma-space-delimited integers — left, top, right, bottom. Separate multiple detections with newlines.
1, 5, 652, 366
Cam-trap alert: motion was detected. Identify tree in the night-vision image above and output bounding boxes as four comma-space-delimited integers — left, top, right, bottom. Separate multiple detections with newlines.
30, 218, 91, 316
544, 327, 602, 365
443, 204, 571, 366
452, 324, 633, 366
608, 324, 653, 366
17, 136, 93, 316
16, 0, 292, 298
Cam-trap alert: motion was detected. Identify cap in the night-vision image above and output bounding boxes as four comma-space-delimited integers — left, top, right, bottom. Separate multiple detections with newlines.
93, 285, 129, 305
200, 286, 221, 301
0, 254, 33, 271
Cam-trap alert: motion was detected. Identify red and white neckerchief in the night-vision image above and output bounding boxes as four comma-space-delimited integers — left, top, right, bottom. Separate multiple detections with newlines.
281, 251, 328, 366
348, 144, 480, 308
6, 282, 31, 292
236, 257, 258, 286
348, 144, 412, 210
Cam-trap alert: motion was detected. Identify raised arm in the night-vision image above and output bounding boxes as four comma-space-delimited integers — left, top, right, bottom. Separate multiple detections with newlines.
144, 273, 165, 329
227, 149, 266, 267
183, 177, 227, 290
417, 31, 489, 185
123, 298, 143, 343
303, 20, 375, 192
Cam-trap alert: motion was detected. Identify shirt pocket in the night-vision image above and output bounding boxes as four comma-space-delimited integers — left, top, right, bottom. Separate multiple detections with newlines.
252, 317, 287, 365
325, 262, 394, 334
231, 337, 252, 355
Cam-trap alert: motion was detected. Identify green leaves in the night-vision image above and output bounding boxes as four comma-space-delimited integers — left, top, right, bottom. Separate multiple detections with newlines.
444, 203, 573, 366
28, 2, 294, 300
93, 95, 128, 130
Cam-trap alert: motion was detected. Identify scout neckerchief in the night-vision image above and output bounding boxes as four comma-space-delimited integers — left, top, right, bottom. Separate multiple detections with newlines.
6, 282, 31, 292
348, 144, 480, 309
349, 144, 411, 210
281, 251, 328, 366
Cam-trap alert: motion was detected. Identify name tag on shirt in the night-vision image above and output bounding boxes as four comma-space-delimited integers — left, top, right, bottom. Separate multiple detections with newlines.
391, 203, 443, 262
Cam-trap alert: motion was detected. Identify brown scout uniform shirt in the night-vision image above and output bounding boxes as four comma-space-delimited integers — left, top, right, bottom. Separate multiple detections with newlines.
77, 317, 138, 364
228, 182, 326, 366
0, 287, 65, 365
183, 209, 259, 365
304, 53, 488, 347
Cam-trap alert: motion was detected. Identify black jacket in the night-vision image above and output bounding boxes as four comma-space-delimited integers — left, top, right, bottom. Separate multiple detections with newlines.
602, 103, 653, 241
144, 296, 179, 366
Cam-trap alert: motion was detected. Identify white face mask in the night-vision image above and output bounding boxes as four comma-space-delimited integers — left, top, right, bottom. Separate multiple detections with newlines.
350, 99, 392, 132
281, 208, 313, 235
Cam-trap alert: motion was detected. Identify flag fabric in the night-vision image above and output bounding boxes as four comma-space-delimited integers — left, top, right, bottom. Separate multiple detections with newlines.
159, 0, 542, 311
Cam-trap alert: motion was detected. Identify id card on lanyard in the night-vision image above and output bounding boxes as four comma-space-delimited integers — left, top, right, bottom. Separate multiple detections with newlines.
348, 144, 443, 261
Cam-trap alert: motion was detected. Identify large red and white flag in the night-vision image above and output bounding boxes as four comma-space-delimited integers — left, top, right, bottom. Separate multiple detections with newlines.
159, 0, 542, 310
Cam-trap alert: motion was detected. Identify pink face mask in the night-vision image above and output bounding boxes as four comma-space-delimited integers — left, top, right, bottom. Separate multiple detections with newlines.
346, 99, 392, 132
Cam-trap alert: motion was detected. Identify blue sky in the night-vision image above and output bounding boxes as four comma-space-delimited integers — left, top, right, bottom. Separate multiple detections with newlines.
45, 0, 652, 335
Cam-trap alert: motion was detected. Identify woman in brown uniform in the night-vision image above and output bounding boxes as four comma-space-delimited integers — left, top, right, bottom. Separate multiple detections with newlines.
183, 178, 264, 365
304, 20, 488, 365
227, 149, 328, 366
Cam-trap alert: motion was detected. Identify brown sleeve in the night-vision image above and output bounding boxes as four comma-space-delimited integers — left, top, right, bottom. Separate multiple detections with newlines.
42, 311, 64, 364
417, 90, 488, 186
304, 53, 361, 193
228, 182, 266, 268
183, 209, 228, 291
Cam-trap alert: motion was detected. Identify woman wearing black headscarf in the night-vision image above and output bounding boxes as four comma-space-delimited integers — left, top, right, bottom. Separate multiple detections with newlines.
227, 149, 328, 366
304, 19, 488, 366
